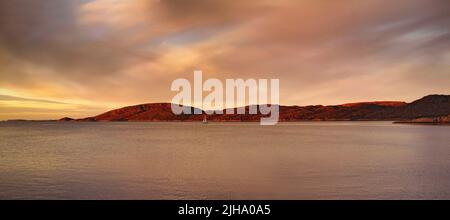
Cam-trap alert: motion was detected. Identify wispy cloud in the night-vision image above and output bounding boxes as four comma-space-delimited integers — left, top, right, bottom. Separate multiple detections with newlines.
0, 95, 69, 104
0, 0, 449, 119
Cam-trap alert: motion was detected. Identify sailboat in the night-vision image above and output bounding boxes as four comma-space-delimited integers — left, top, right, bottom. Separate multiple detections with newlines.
202, 115, 208, 124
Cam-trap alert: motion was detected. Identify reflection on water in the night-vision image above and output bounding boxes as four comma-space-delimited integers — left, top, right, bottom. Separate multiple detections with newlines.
0, 121, 449, 199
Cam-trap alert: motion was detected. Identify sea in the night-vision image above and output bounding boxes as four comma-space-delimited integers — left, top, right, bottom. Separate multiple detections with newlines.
0, 121, 449, 199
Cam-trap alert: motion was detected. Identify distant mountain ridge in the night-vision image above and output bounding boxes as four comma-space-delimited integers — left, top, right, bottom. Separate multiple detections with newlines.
67, 95, 450, 122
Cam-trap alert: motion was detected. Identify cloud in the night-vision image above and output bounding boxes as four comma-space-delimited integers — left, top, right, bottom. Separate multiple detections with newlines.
0, 95, 68, 104
0, 0, 449, 119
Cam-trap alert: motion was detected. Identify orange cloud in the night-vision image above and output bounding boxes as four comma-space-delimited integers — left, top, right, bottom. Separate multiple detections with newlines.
0, 0, 449, 119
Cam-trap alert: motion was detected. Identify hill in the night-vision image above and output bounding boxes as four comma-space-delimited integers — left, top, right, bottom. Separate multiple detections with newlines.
68, 95, 450, 122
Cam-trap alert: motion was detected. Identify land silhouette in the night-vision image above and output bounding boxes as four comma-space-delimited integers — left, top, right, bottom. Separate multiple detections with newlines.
57, 95, 450, 124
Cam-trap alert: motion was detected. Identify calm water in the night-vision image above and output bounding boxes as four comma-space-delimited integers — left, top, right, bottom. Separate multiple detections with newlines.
0, 121, 449, 199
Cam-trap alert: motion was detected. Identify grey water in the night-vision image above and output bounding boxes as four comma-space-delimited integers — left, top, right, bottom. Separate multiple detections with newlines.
0, 121, 449, 199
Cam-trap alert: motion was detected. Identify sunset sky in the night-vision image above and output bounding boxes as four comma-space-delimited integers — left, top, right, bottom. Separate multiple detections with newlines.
0, 0, 449, 120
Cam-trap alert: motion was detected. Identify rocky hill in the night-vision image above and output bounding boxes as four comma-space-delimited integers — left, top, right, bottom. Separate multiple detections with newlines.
67, 95, 450, 122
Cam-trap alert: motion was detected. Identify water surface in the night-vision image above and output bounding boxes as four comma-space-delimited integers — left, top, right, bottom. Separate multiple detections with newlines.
0, 121, 449, 199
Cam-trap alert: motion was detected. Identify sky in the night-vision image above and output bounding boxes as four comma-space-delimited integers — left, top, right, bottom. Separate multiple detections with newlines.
0, 0, 449, 120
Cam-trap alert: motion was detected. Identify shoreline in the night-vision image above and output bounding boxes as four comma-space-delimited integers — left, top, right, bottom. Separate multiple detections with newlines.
1, 120, 448, 125
393, 121, 450, 125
